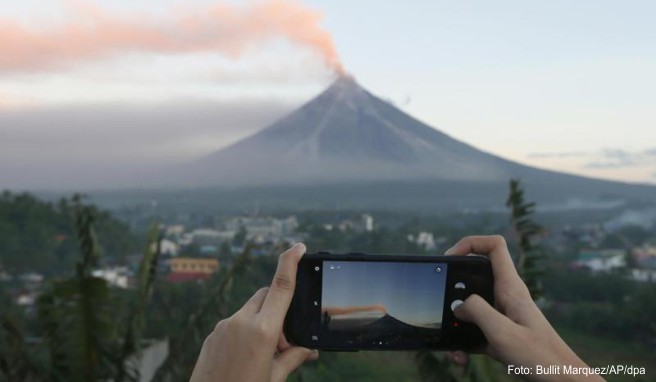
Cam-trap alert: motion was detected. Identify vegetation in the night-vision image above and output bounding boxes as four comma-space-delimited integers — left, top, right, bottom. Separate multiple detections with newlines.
506, 178, 544, 299
1, 189, 655, 381
0, 195, 251, 381
0, 191, 137, 274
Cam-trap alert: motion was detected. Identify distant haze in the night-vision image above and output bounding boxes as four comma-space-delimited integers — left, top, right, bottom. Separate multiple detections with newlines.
0, 99, 293, 189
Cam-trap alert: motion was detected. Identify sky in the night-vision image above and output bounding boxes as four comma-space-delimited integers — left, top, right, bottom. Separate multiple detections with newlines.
322, 261, 447, 327
1, 0, 655, 188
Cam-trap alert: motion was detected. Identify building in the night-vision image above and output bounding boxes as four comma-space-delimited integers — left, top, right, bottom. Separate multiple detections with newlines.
92, 266, 131, 289
191, 228, 235, 247
361, 214, 374, 232
151, 238, 180, 256
337, 214, 374, 233
573, 249, 626, 272
631, 268, 656, 283
165, 224, 185, 237
222, 216, 299, 242
631, 245, 656, 268
408, 231, 436, 250
166, 257, 220, 283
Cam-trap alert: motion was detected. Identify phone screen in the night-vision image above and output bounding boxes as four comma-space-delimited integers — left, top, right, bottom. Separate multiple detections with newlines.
319, 261, 448, 347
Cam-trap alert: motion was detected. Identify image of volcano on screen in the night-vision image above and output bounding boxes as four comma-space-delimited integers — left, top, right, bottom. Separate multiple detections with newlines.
321, 261, 448, 345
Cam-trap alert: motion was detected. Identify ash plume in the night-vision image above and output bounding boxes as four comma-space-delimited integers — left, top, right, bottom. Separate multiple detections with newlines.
0, 0, 344, 74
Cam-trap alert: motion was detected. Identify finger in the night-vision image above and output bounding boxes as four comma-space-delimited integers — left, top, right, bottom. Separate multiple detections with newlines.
444, 235, 519, 283
260, 243, 306, 328
272, 347, 318, 382
277, 332, 292, 352
238, 287, 269, 316
447, 351, 468, 366
454, 294, 515, 344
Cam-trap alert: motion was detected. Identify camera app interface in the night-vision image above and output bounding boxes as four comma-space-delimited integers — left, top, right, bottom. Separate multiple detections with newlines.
320, 261, 448, 346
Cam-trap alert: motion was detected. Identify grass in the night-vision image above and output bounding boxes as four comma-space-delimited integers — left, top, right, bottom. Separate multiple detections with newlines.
293, 351, 420, 382
557, 326, 655, 382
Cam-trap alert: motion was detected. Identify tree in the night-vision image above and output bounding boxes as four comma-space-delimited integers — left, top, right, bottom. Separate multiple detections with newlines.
36, 194, 114, 382
1, 195, 162, 382
506, 178, 544, 299
232, 225, 248, 246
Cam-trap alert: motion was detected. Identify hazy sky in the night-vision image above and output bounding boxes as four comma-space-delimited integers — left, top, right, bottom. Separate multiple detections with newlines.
1, 0, 655, 188
322, 261, 447, 327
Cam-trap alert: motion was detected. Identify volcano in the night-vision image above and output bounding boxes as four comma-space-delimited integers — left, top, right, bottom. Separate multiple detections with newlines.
189, 75, 529, 185
172, 76, 654, 209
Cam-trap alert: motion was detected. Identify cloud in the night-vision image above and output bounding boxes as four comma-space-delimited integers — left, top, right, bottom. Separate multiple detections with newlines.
0, 92, 37, 110
526, 151, 588, 159
0, 98, 294, 189
582, 147, 656, 169
0, 0, 343, 74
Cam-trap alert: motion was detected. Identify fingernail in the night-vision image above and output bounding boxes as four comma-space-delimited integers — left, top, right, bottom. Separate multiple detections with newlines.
444, 243, 458, 255
308, 349, 319, 360
292, 242, 306, 250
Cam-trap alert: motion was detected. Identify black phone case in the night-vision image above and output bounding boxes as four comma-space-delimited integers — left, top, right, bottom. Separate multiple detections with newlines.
284, 252, 494, 351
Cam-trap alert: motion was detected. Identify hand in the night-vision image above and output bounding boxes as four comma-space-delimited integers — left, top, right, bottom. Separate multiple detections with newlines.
190, 243, 318, 382
445, 235, 602, 381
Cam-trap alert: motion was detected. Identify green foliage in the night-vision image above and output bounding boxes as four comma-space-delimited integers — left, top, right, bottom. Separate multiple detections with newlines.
546, 281, 656, 345
114, 224, 163, 382
542, 270, 633, 303
506, 178, 544, 299
232, 225, 248, 246
464, 356, 511, 382
1, 195, 162, 382
0, 191, 137, 273
36, 196, 119, 382
415, 351, 458, 382
0, 314, 51, 382
297, 351, 420, 382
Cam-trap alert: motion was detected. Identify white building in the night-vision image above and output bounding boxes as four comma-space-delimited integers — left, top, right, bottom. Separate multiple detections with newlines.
151, 238, 180, 256
338, 214, 374, 233
574, 249, 626, 272
16, 292, 37, 307
191, 228, 235, 246
407, 232, 437, 250
631, 268, 656, 283
416, 232, 436, 250
92, 266, 131, 289
361, 214, 374, 232
165, 224, 185, 237
223, 216, 298, 241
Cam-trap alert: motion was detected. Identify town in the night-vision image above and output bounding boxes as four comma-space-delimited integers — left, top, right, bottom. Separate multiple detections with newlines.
3, 207, 655, 310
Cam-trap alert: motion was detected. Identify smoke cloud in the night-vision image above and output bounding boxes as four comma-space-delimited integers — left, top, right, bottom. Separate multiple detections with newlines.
0, 92, 35, 110
0, 0, 344, 74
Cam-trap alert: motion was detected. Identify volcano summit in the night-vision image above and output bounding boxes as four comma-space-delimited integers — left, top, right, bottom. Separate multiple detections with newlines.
171, 76, 653, 209
190, 76, 532, 185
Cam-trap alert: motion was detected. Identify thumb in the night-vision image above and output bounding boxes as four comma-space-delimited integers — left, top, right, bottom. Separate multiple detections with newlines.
272, 347, 318, 382
454, 294, 515, 344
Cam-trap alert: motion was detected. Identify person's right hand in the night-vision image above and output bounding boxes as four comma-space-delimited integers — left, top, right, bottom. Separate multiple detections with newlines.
445, 235, 602, 381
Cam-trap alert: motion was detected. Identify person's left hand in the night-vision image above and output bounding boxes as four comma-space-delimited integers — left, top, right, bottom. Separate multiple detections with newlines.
190, 243, 318, 382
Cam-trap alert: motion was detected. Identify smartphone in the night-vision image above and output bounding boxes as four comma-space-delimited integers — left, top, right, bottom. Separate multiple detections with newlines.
284, 252, 494, 351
